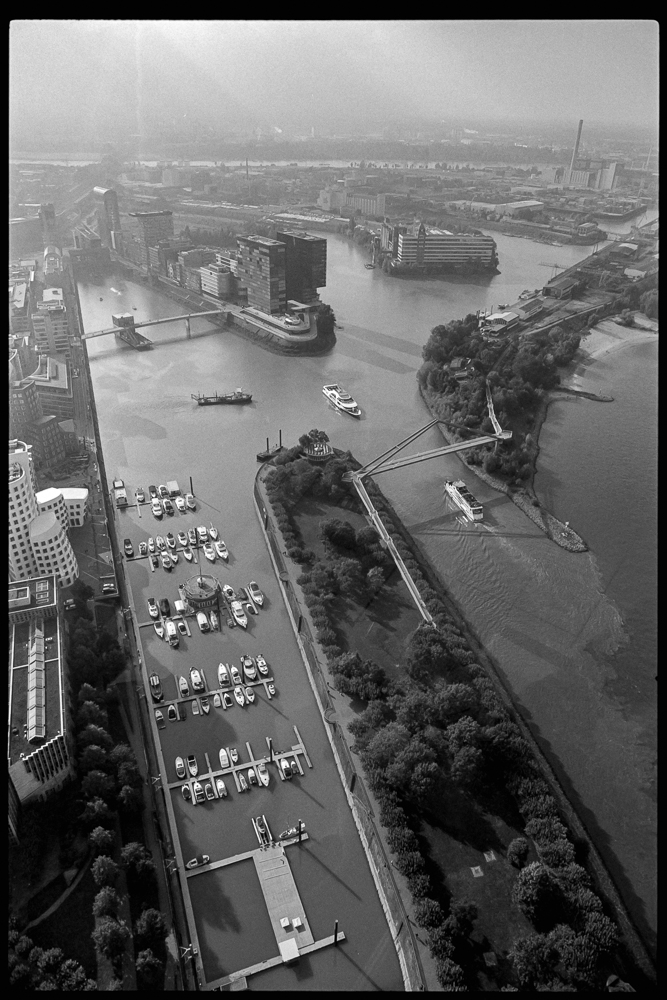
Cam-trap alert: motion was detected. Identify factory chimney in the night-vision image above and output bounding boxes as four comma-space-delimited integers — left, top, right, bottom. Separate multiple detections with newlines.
567, 119, 584, 187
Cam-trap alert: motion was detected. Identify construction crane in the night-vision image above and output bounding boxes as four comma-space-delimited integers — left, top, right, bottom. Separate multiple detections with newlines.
538, 261, 566, 281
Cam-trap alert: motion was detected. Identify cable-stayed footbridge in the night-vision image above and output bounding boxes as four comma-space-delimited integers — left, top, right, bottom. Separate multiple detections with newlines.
342, 388, 511, 625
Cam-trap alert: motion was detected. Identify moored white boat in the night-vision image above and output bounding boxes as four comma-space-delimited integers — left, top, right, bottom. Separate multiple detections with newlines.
213, 693, 221, 708
216, 778, 227, 798
234, 685, 245, 707
209, 610, 219, 631
203, 543, 216, 562
218, 662, 230, 686
231, 601, 247, 628
170, 550, 179, 565
183, 547, 193, 561
209, 525, 219, 540
257, 762, 269, 786
238, 773, 248, 792
215, 540, 228, 560
256, 654, 269, 675
154, 622, 164, 639
245, 686, 255, 704
219, 747, 230, 769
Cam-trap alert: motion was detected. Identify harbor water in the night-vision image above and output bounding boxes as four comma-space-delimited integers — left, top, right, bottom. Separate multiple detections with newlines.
79, 227, 657, 963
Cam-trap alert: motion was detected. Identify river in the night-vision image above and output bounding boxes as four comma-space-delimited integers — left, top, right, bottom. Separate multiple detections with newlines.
79, 224, 656, 963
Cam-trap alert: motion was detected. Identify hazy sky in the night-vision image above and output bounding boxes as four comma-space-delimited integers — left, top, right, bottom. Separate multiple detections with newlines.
10, 20, 659, 149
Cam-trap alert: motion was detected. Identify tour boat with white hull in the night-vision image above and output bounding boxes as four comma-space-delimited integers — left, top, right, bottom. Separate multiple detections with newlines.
322, 384, 362, 418
191, 389, 252, 405
443, 480, 484, 522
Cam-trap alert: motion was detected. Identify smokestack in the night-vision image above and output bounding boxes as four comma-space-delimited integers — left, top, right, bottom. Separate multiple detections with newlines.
568, 119, 584, 186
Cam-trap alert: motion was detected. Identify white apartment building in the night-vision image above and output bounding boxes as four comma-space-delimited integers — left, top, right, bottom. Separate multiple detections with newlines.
396, 228, 497, 266
9, 441, 79, 587
200, 263, 233, 298
35, 486, 89, 529
31, 288, 70, 358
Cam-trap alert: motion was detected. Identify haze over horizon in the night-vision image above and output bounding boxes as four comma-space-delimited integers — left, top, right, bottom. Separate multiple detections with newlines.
10, 20, 659, 154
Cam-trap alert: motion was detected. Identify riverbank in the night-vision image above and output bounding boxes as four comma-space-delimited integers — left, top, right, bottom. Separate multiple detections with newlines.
256, 450, 656, 987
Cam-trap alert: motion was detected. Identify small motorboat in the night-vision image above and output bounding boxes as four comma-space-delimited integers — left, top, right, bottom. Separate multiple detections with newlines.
179, 675, 189, 697
147, 598, 159, 619
248, 767, 257, 786
168, 705, 177, 721
203, 543, 216, 562
139, 541, 147, 556
230, 665, 242, 685
209, 525, 219, 540
166, 533, 176, 549
188, 527, 198, 546
148, 537, 155, 552
187, 754, 198, 777
185, 493, 196, 511
150, 553, 160, 570
267, 681, 276, 696
175, 496, 186, 512
241, 654, 257, 683
156, 535, 166, 549
365, 263, 375, 269
234, 686, 245, 707
216, 778, 227, 798
290, 760, 299, 776
213, 693, 221, 708
201, 697, 210, 714
222, 692, 233, 709
256, 654, 269, 675
247, 581, 264, 606
192, 782, 205, 803
190, 668, 204, 691
155, 709, 164, 727
280, 759, 292, 780
215, 540, 228, 560
209, 610, 219, 631
231, 601, 247, 629
238, 773, 248, 792
183, 547, 193, 562
177, 531, 188, 546
245, 687, 255, 704
256, 815, 268, 840
186, 853, 210, 869
219, 748, 230, 769
154, 622, 164, 639
182, 784, 192, 802
230, 747, 239, 765
170, 551, 179, 565
197, 525, 208, 543
222, 584, 236, 602
161, 551, 172, 570
192, 699, 200, 715
204, 782, 214, 801
257, 762, 270, 787
218, 663, 230, 687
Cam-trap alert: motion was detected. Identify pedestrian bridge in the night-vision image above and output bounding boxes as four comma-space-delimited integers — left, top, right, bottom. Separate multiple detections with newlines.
81, 309, 227, 347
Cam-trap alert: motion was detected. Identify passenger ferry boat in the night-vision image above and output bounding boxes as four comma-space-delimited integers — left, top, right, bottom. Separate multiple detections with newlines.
322, 384, 361, 418
443, 480, 483, 522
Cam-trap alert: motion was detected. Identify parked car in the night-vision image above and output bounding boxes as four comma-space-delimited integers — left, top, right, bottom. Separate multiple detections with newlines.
148, 673, 163, 701
123, 538, 133, 557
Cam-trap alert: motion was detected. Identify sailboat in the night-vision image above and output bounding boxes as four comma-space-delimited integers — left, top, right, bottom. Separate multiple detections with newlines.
257, 429, 284, 463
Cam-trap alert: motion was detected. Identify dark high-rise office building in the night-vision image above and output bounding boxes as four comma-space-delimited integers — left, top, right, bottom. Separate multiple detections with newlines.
39, 204, 57, 247
129, 211, 174, 267
94, 187, 121, 233
275, 231, 327, 304
236, 236, 286, 315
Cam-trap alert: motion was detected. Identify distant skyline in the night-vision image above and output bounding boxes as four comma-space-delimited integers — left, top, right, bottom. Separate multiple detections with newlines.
10, 20, 659, 152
